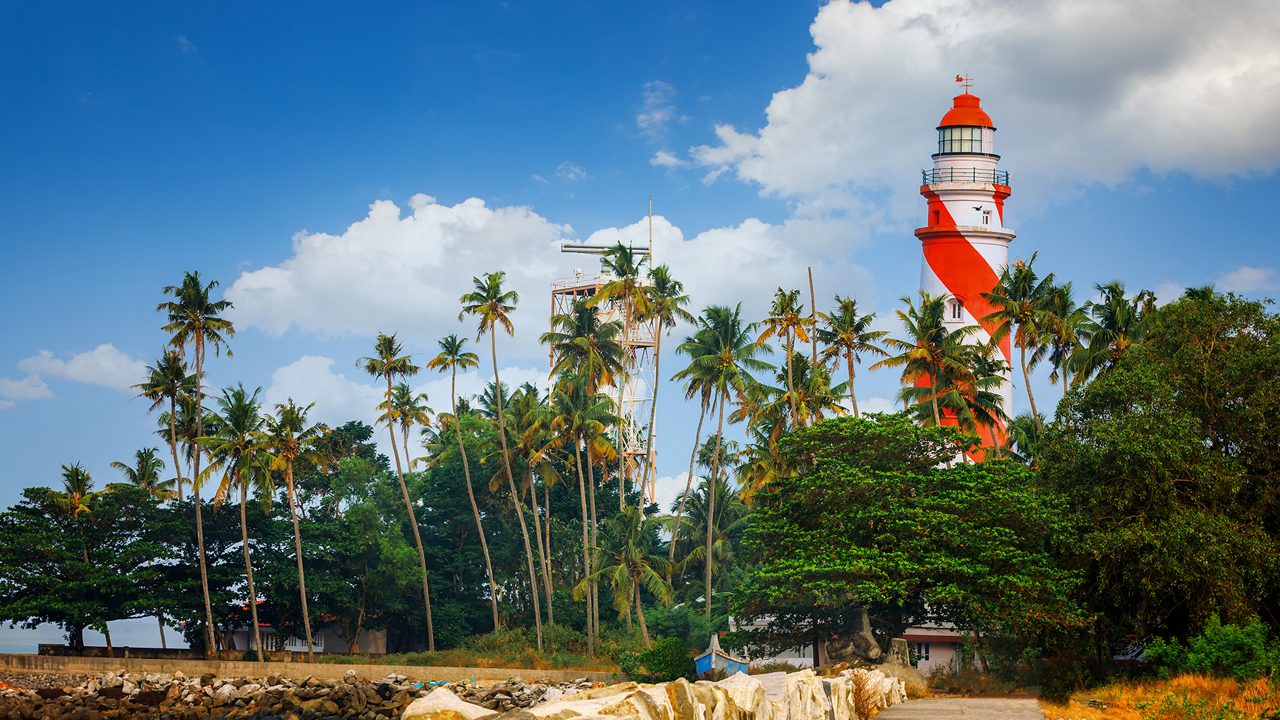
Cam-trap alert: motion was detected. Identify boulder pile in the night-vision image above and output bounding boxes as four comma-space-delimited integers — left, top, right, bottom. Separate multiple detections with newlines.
404, 669, 906, 720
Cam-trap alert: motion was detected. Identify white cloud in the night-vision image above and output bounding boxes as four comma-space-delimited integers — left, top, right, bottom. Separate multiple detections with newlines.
176, 35, 198, 56
17, 344, 146, 392
1153, 281, 1187, 306
650, 150, 686, 169
637, 81, 682, 142
0, 374, 52, 402
1217, 266, 1277, 294
860, 396, 899, 415
691, 0, 1280, 218
556, 162, 589, 182
225, 194, 568, 354
227, 194, 877, 359
0, 399, 14, 410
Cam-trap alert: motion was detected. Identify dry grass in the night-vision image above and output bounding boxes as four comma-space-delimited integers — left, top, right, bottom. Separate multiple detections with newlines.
1040, 674, 1280, 720
318, 648, 619, 672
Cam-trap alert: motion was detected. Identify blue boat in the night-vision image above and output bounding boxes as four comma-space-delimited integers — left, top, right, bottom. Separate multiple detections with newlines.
694, 634, 750, 678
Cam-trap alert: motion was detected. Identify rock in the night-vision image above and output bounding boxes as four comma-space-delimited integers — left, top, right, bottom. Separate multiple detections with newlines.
403, 687, 500, 720
714, 674, 770, 720
214, 683, 239, 706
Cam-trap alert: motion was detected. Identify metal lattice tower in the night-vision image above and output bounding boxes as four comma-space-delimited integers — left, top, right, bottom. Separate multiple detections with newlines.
550, 223, 659, 501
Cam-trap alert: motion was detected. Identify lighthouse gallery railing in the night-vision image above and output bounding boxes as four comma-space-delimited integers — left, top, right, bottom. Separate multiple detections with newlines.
922, 168, 1010, 185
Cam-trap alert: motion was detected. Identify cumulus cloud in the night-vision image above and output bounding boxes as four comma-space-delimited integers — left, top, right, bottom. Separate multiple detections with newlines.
17, 344, 146, 392
691, 0, 1280, 218
225, 194, 568, 354
227, 194, 877, 359
1217, 266, 1277, 294
556, 162, 589, 182
0, 374, 52, 403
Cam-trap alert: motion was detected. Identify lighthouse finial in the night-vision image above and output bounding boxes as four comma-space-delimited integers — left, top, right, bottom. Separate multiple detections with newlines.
954, 73, 973, 93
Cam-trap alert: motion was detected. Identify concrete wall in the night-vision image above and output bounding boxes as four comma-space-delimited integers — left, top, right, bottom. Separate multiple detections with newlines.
0, 653, 618, 684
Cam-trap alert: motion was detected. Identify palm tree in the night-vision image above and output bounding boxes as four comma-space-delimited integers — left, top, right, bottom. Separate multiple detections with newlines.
577, 506, 670, 648
198, 384, 271, 662
817, 296, 887, 417
588, 243, 653, 508
872, 293, 978, 429
509, 382, 560, 625
1034, 282, 1087, 400
136, 351, 195, 501
667, 473, 748, 617
638, 265, 693, 510
1007, 412, 1044, 466
157, 270, 234, 658
383, 383, 432, 470
675, 304, 768, 618
109, 448, 174, 500
981, 253, 1055, 430
1072, 281, 1152, 384
427, 334, 500, 632
756, 288, 813, 425
262, 399, 327, 662
460, 271, 544, 650
358, 332, 435, 650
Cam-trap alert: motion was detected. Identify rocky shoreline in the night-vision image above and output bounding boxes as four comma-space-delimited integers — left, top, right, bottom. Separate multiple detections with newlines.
0, 669, 598, 720
0, 665, 908, 720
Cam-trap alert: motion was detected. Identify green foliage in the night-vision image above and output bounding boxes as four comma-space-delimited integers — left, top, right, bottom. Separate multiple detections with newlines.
618, 637, 696, 682
642, 605, 717, 652
1146, 616, 1277, 680
1041, 292, 1280, 643
735, 413, 1081, 654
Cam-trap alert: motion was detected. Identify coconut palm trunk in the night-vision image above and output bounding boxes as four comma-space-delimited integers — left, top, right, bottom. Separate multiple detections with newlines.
634, 575, 651, 648
785, 333, 798, 423
157, 618, 167, 649
489, 333, 543, 649
1019, 344, 1041, 429
586, 456, 601, 636
238, 478, 264, 662
704, 392, 727, 619
617, 302, 631, 511
846, 355, 860, 418
282, 459, 314, 661
574, 442, 594, 655
668, 396, 708, 578
449, 370, 500, 632
385, 375, 435, 651
193, 340, 218, 657
526, 467, 555, 624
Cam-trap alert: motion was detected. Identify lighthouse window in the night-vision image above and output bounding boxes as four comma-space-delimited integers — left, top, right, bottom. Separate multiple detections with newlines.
982, 210, 992, 225
938, 126, 982, 154
951, 299, 964, 320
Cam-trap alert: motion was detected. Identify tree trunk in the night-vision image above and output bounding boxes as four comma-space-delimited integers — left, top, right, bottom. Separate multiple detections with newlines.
808, 267, 818, 364
785, 335, 798, 425
574, 443, 594, 656
543, 482, 553, 586
587, 457, 600, 636
929, 377, 942, 428
157, 617, 167, 650
634, 579, 650, 648
387, 375, 435, 651
639, 330, 662, 513
527, 467, 555, 625
490, 333, 542, 651
103, 625, 113, 659
284, 461, 315, 662
1020, 345, 1041, 431
704, 394, 727, 620
451, 369, 500, 632
193, 338, 218, 659
239, 479, 264, 662
668, 396, 708, 580
617, 301, 631, 511
69, 625, 85, 652
847, 354, 859, 418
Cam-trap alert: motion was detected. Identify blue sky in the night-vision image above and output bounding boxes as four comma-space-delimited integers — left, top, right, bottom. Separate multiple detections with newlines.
2, 0, 1278, 647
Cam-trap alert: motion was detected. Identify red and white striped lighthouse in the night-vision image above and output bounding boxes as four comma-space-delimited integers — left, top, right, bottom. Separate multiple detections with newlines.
914, 79, 1015, 447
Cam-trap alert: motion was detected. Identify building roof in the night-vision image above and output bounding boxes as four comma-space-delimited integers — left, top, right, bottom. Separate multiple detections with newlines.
939, 93, 994, 129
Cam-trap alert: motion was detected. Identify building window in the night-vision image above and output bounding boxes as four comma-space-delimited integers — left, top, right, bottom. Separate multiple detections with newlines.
938, 126, 982, 154
982, 210, 992, 225
932, 210, 941, 225
951, 299, 964, 320
912, 642, 931, 662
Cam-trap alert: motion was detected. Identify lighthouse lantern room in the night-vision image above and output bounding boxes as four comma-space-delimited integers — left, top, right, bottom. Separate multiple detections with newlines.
914, 79, 1016, 448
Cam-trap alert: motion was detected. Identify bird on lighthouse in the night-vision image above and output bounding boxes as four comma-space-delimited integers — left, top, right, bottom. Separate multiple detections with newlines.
913, 76, 1016, 454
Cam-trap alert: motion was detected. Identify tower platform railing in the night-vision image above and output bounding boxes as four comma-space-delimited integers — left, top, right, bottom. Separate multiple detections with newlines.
922, 167, 1010, 185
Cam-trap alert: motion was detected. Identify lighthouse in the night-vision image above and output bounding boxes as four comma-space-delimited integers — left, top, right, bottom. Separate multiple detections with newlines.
914, 80, 1015, 447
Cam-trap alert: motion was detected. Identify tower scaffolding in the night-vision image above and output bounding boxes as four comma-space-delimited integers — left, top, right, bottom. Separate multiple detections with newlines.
549, 212, 659, 502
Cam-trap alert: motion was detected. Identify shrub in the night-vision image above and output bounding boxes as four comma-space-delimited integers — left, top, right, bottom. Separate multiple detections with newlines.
619, 637, 696, 682
642, 605, 718, 652
1145, 616, 1277, 681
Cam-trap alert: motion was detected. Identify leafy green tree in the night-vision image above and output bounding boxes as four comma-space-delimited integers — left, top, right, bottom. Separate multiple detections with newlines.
578, 507, 669, 648
735, 414, 1080, 658
1040, 291, 1280, 642
817, 295, 887, 418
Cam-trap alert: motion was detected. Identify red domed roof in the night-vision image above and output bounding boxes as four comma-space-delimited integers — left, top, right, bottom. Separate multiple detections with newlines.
939, 93, 994, 128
